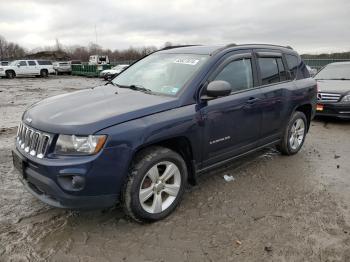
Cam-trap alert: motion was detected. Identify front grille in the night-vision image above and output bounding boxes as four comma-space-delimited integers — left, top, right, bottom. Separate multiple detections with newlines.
318, 92, 341, 102
16, 122, 53, 158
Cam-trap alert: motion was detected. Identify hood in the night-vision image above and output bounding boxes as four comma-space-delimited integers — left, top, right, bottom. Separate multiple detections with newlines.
23, 86, 178, 134
101, 69, 119, 74
316, 79, 350, 94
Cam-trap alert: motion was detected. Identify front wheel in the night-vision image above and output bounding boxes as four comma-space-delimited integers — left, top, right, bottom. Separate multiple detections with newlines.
6, 70, 15, 79
122, 146, 187, 223
277, 111, 307, 155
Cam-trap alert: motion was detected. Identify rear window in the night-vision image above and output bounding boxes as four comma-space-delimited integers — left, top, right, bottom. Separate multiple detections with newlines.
28, 61, 36, 66
37, 60, 52, 65
59, 62, 69, 66
258, 58, 280, 85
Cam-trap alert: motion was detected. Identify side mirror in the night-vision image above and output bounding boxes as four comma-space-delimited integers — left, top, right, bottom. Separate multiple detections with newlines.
17, 64, 21, 67
202, 80, 232, 100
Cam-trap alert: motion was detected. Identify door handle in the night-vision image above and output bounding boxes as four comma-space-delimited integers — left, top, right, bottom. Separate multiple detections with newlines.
245, 97, 261, 104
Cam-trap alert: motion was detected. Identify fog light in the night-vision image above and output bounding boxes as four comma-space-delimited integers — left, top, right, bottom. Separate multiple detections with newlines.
58, 175, 85, 191
72, 176, 85, 189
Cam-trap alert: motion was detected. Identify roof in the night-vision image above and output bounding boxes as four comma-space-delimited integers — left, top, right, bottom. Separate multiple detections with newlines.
159, 44, 296, 56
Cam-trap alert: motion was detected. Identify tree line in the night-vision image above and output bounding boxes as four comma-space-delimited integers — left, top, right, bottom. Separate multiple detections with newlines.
1, 34, 350, 61
0, 35, 165, 62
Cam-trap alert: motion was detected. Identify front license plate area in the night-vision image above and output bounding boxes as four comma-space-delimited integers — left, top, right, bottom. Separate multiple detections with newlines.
12, 151, 27, 179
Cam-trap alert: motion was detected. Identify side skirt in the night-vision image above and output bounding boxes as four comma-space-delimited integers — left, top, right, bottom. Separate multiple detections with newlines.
196, 139, 280, 175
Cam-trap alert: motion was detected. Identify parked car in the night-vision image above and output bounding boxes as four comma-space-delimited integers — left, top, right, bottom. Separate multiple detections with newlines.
99, 64, 129, 80
12, 44, 316, 222
306, 65, 317, 77
314, 62, 350, 118
0, 60, 54, 78
53, 61, 72, 75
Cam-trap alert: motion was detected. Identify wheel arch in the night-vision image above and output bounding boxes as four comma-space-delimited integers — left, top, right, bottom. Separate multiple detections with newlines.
5, 69, 16, 77
132, 136, 197, 186
294, 103, 312, 131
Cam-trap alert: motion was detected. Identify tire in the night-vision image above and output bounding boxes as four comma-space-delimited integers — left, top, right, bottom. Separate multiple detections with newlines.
122, 146, 188, 223
277, 111, 307, 155
40, 69, 48, 77
6, 70, 15, 79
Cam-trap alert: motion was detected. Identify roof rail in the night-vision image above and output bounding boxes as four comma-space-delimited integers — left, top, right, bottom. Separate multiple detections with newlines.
223, 43, 294, 50
159, 45, 200, 51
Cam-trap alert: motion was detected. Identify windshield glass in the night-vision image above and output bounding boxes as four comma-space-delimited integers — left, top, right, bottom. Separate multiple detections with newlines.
112, 53, 209, 95
315, 63, 350, 80
9, 60, 18, 66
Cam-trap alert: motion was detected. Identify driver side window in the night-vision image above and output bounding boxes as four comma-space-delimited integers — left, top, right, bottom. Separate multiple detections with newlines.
214, 58, 253, 93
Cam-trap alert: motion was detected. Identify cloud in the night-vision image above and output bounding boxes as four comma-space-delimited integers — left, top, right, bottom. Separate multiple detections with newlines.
0, 0, 349, 53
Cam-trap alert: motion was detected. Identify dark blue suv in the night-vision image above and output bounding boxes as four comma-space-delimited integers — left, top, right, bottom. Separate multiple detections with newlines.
12, 44, 317, 222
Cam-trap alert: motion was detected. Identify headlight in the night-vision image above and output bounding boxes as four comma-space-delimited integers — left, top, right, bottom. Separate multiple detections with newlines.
341, 95, 350, 102
54, 135, 107, 155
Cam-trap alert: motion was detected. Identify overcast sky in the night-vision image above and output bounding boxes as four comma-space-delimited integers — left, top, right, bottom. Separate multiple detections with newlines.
0, 0, 349, 54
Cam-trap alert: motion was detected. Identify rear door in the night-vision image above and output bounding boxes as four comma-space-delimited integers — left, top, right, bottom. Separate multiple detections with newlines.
27, 60, 38, 74
200, 52, 264, 167
254, 50, 292, 144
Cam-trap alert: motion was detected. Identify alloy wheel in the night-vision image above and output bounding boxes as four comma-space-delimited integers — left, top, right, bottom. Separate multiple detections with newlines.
289, 118, 305, 150
139, 161, 181, 214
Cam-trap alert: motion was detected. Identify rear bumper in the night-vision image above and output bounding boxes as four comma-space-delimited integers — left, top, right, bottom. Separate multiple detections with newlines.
316, 102, 350, 119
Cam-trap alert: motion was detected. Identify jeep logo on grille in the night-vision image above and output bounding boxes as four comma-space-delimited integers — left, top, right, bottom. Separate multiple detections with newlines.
25, 117, 32, 124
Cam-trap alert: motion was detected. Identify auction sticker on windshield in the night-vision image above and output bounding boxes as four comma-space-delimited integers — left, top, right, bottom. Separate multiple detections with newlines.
174, 58, 199, 65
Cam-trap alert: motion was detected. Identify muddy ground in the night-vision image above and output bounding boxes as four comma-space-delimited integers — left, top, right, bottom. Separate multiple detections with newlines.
0, 76, 349, 262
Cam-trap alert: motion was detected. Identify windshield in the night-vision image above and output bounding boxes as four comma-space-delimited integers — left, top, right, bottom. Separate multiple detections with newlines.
315, 63, 350, 80
9, 60, 18, 66
112, 53, 209, 95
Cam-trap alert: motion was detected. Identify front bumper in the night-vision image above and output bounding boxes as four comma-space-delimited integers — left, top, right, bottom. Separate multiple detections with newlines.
12, 146, 127, 209
316, 102, 350, 119
0, 70, 6, 77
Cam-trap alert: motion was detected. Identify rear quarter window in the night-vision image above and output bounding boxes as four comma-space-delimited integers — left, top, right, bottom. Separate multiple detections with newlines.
285, 54, 309, 79
37, 60, 53, 65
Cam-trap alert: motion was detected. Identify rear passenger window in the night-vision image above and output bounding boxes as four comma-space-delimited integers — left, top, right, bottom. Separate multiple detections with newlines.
276, 58, 287, 81
258, 58, 279, 85
214, 58, 253, 93
28, 61, 36, 66
19, 61, 27, 66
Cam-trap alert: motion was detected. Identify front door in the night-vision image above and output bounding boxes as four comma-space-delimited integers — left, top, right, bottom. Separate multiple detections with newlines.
16, 61, 29, 75
200, 53, 264, 167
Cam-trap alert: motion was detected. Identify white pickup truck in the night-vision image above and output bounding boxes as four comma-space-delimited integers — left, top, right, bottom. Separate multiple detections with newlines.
0, 60, 54, 79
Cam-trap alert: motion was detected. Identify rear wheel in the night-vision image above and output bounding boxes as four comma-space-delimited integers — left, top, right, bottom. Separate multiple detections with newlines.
122, 146, 187, 223
277, 111, 307, 155
40, 69, 48, 77
6, 70, 15, 79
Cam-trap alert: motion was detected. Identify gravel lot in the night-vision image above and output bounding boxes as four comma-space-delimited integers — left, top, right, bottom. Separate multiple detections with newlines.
0, 76, 349, 262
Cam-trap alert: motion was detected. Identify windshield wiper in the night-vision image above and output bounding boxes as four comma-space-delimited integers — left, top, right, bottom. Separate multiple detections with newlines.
331, 78, 350, 80
117, 84, 153, 94
105, 81, 116, 86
